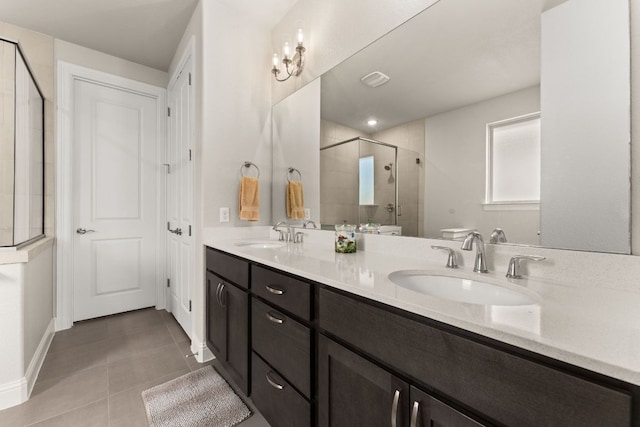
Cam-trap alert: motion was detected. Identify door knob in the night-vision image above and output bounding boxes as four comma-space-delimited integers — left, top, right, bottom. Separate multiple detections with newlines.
76, 228, 96, 234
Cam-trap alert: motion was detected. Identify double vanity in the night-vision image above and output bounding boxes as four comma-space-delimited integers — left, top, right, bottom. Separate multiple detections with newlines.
204, 227, 640, 426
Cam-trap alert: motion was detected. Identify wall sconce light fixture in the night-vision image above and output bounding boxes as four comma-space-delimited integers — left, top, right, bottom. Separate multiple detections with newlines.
272, 29, 306, 82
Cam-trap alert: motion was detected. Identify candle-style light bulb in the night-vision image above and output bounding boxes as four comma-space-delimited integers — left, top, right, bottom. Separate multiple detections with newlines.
283, 42, 291, 59
272, 53, 279, 68
297, 28, 304, 45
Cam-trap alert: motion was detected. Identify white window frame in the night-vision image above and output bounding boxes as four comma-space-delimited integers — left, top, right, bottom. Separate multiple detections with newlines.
484, 112, 541, 211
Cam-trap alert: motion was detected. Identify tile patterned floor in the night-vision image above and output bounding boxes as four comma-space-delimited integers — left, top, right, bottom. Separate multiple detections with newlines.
0, 308, 269, 427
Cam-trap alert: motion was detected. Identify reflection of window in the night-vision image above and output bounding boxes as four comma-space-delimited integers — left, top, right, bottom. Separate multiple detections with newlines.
486, 113, 540, 208
359, 156, 374, 205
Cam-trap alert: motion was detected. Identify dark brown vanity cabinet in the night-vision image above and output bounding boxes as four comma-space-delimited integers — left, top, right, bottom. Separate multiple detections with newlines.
319, 288, 633, 427
204, 249, 638, 427
250, 265, 313, 427
318, 335, 483, 427
205, 248, 250, 395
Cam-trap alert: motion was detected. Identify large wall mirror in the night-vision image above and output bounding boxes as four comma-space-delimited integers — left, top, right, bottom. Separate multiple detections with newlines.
273, 0, 631, 254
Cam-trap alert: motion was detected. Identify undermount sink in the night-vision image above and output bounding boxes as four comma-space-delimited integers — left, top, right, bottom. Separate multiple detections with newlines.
388, 270, 537, 306
234, 241, 286, 249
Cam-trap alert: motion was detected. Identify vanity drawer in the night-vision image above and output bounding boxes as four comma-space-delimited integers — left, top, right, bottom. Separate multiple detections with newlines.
205, 247, 249, 289
251, 265, 311, 320
319, 288, 632, 427
252, 298, 311, 398
251, 352, 311, 427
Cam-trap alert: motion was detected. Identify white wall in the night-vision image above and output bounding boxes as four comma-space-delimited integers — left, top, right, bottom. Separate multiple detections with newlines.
272, 78, 321, 223
633, 0, 640, 255
540, 0, 630, 253
271, 0, 440, 104
201, 0, 273, 231
424, 86, 541, 244
0, 240, 55, 410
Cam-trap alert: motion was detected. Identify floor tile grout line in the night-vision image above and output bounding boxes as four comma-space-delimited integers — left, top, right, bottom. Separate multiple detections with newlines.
22, 397, 108, 427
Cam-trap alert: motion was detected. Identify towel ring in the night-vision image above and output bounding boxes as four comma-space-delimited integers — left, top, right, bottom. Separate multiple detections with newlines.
241, 161, 260, 178
287, 167, 302, 183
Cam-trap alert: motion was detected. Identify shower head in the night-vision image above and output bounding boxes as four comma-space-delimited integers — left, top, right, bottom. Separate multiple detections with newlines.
384, 163, 393, 171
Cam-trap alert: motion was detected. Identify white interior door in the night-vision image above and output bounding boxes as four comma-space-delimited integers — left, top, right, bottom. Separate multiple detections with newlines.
166, 58, 194, 336
73, 78, 159, 321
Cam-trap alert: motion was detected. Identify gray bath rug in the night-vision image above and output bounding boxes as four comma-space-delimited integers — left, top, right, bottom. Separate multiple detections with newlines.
141, 366, 252, 427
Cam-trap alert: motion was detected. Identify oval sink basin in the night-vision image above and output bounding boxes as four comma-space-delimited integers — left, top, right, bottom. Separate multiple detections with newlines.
234, 241, 286, 249
388, 271, 536, 306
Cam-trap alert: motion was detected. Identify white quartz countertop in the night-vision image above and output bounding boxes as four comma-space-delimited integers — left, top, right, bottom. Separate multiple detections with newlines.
204, 227, 640, 386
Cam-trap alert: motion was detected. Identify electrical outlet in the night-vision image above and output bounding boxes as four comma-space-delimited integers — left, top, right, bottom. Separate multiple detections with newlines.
304, 208, 311, 220
220, 207, 230, 222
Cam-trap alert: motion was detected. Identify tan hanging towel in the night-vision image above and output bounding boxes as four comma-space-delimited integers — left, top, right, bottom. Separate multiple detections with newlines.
239, 176, 260, 221
286, 180, 305, 219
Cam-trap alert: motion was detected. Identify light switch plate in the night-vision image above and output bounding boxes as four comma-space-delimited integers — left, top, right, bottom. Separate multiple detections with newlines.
304, 208, 311, 220
220, 207, 230, 222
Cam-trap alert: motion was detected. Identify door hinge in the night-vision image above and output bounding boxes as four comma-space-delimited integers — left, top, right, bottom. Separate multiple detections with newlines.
167, 221, 170, 230
189, 225, 192, 236
163, 163, 170, 174
167, 278, 170, 288
189, 300, 192, 312
188, 73, 192, 85
188, 149, 192, 161
167, 107, 171, 117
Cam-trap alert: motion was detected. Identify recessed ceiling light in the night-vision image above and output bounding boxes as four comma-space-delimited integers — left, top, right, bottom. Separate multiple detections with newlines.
367, 119, 378, 126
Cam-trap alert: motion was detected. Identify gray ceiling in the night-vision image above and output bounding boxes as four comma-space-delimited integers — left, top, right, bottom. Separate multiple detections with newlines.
321, 0, 568, 133
0, 0, 299, 71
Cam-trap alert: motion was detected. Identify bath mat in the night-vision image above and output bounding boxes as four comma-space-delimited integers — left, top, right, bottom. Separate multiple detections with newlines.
141, 366, 252, 427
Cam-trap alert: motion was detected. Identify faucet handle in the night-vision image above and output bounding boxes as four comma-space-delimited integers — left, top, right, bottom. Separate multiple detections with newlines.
506, 255, 545, 279
431, 245, 458, 269
294, 231, 304, 243
490, 228, 507, 243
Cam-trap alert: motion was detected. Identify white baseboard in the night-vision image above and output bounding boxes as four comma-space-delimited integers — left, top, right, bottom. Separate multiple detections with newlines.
25, 318, 55, 395
0, 377, 28, 410
0, 318, 55, 410
192, 340, 214, 363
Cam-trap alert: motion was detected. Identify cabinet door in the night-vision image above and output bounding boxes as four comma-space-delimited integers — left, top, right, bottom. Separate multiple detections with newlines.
319, 335, 409, 427
206, 271, 226, 359
409, 387, 484, 427
223, 281, 249, 394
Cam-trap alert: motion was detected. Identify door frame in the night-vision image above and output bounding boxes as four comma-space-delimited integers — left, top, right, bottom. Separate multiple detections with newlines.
55, 61, 167, 331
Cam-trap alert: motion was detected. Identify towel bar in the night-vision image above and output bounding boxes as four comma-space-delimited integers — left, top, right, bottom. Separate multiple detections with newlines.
241, 161, 260, 178
287, 167, 302, 182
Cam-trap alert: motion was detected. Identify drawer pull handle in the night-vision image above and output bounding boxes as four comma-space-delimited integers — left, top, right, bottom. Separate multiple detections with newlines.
266, 312, 284, 324
265, 372, 285, 390
216, 283, 223, 306
266, 285, 285, 295
391, 389, 400, 427
410, 400, 420, 427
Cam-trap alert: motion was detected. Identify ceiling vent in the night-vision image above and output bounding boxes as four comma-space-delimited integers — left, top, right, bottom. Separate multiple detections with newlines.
360, 71, 390, 88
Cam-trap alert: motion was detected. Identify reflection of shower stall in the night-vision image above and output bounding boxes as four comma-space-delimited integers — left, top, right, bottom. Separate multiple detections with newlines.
320, 137, 423, 237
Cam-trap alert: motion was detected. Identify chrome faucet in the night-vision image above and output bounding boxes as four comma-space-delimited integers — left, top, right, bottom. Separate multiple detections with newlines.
506, 255, 545, 279
461, 232, 488, 273
431, 245, 458, 269
272, 221, 293, 242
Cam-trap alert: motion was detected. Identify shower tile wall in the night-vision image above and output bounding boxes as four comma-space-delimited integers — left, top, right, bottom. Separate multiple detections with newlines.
372, 119, 425, 237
